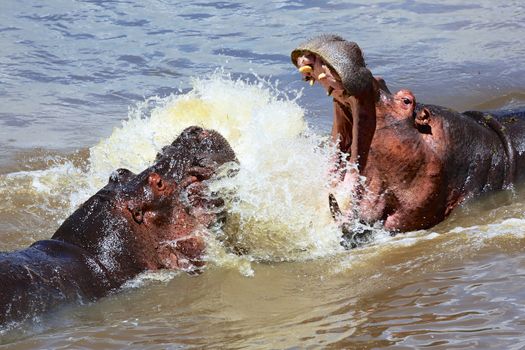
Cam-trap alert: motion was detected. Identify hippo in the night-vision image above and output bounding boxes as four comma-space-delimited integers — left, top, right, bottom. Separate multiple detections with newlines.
0, 126, 237, 327
291, 34, 525, 245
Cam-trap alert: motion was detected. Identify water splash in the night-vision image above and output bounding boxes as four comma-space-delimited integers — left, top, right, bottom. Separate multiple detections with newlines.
2, 72, 525, 285
9, 73, 523, 276
0, 73, 352, 269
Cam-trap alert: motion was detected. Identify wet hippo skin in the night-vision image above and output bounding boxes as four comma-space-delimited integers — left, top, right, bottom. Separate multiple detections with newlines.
292, 34, 525, 242
0, 126, 237, 326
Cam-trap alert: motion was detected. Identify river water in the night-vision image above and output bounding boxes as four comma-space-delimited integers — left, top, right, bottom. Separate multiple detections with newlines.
1, 0, 525, 348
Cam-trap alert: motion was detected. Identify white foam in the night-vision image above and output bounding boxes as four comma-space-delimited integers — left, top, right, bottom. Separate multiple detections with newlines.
121, 270, 181, 289
447, 217, 525, 240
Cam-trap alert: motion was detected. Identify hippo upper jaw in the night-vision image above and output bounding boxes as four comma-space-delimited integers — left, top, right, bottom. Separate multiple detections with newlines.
291, 34, 374, 98
292, 40, 379, 174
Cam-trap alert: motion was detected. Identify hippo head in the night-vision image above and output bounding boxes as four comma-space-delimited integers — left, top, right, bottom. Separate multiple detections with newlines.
52, 126, 237, 282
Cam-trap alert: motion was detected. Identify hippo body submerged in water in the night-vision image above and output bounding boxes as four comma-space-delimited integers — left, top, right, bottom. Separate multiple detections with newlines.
292, 35, 525, 240
0, 126, 237, 327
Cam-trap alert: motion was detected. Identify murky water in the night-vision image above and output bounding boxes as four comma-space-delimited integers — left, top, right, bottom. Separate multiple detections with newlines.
1, 0, 525, 348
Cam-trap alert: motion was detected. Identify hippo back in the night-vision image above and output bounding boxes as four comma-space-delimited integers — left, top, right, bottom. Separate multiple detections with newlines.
492, 108, 525, 182
0, 240, 114, 326
463, 107, 525, 185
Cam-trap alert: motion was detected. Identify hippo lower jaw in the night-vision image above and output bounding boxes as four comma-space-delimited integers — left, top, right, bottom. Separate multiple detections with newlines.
157, 233, 206, 272
155, 184, 216, 272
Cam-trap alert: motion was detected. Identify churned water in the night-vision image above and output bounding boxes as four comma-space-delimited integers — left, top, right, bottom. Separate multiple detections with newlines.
1, 0, 525, 348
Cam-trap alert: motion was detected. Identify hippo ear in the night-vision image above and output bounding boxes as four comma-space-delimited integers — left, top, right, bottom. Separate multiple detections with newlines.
148, 172, 166, 191
415, 108, 432, 134
109, 168, 135, 184
328, 193, 342, 220
155, 145, 171, 162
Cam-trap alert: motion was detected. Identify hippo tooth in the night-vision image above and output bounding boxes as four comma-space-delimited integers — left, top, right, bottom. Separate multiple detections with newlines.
299, 66, 313, 74
318, 73, 327, 80
327, 87, 334, 96
309, 79, 315, 86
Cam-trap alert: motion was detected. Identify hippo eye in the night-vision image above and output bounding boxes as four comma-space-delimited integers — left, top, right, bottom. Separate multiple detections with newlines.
403, 98, 412, 105
156, 178, 165, 190
129, 207, 143, 224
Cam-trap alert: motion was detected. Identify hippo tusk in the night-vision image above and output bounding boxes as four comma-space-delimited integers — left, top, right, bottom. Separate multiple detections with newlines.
318, 72, 327, 80
329, 193, 371, 249
299, 65, 313, 74
309, 79, 315, 86
328, 194, 353, 248
327, 87, 334, 96
328, 193, 342, 220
